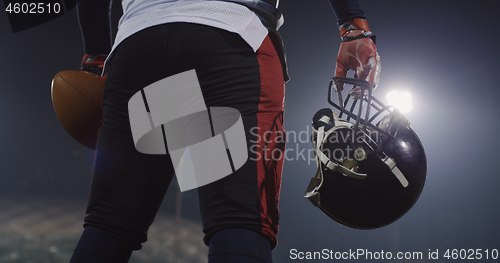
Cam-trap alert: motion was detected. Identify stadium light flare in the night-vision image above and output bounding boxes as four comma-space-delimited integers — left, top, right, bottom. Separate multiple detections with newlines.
386, 91, 413, 113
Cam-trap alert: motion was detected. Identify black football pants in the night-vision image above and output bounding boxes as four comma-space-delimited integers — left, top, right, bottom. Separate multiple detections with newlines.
78, 22, 286, 258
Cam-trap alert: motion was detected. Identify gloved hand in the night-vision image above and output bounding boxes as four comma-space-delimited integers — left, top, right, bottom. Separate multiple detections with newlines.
81, 54, 107, 79
335, 18, 380, 92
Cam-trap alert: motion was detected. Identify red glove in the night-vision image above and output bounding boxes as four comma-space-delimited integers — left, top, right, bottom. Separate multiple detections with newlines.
81, 54, 107, 80
335, 18, 380, 91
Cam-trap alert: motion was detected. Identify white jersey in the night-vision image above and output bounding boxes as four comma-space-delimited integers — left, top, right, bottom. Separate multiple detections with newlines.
112, 0, 281, 54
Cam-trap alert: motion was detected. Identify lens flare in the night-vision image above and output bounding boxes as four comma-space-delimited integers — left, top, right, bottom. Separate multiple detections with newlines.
386, 91, 413, 113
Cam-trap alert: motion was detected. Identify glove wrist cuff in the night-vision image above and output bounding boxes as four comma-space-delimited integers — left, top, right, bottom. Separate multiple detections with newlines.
81, 54, 107, 67
81, 54, 107, 75
340, 18, 371, 37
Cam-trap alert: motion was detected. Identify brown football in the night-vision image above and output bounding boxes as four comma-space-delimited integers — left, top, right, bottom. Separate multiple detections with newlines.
51, 70, 105, 149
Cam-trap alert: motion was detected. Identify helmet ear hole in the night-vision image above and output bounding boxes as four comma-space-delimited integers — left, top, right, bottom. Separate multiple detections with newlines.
377, 114, 392, 131
312, 108, 335, 131
377, 112, 410, 138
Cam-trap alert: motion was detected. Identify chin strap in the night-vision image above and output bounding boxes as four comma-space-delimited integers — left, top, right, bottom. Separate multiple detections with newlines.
314, 121, 368, 180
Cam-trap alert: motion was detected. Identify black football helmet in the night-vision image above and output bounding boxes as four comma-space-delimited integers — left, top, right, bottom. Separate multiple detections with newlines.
305, 77, 426, 229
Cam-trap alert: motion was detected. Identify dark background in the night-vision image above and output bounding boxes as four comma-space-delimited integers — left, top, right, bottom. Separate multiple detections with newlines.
1, 0, 500, 262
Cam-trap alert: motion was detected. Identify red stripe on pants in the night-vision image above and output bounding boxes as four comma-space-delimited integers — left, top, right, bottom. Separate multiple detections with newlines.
256, 36, 286, 248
